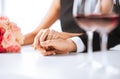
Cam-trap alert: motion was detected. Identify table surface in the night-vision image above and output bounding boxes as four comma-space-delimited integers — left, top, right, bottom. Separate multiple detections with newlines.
0, 45, 120, 79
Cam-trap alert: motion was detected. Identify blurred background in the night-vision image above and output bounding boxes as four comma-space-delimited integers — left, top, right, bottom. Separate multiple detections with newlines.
0, 0, 61, 34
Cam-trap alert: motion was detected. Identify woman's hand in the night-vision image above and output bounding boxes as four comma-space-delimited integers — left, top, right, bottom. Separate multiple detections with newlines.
32, 29, 81, 50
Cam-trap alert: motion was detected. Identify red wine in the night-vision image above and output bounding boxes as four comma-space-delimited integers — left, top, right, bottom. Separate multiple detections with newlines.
74, 14, 119, 32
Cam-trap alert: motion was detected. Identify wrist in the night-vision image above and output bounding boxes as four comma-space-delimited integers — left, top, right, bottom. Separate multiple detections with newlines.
23, 32, 36, 45
66, 39, 77, 52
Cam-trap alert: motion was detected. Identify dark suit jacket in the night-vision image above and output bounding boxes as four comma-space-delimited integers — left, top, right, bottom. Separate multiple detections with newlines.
59, 0, 120, 52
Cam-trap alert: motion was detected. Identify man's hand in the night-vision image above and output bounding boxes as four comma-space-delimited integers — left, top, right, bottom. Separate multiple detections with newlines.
39, 38, 77, 56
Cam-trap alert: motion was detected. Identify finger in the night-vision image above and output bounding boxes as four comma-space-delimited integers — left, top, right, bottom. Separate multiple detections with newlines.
46, 29, 55, 40
52, 32, 60, 39
34, 44, 46, 52
46, 34, 53, 40
32, 37, 39, 50
41, 40, 56, 48
40, 29, 50, 42
32, 31, 43, 49
33, 45, 47, 53
41, 50, 56, 56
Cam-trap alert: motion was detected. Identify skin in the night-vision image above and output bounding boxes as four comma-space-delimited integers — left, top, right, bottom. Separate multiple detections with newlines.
23, 0, 60, 45
32, 29, 81, 56
23, 0, 80, 55
35, 38, 78, 56
23, 0, 114, 56
100, 0, 113, 14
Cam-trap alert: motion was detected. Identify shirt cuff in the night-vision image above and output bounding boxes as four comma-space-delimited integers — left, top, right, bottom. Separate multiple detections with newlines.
70, 36, 85, 53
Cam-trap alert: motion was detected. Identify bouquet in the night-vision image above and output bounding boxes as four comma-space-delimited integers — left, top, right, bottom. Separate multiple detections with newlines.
0, 16, 24, 53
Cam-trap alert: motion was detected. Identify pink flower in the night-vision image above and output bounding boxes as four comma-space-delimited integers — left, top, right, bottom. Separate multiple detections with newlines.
6, 45, 20, 53
1, 28, 22, 53
0, 27, 5, 44
0, 27, 6, 35
0, 16, 24, 53
0, 16, 9, 23
0, 36, 3, 44
9, 22, 20, 31
0, 46, 6, 53
2, 31, 16, 48
9, 22, 24, 44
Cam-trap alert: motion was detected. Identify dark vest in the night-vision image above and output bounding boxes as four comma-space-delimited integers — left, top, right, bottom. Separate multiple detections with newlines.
59, 0, 120, 52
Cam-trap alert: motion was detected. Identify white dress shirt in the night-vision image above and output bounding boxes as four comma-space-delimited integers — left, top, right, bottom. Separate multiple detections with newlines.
70, 37, 85, 53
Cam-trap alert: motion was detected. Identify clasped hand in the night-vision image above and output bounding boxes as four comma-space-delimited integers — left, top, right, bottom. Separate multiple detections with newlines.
32, 29, 81, 56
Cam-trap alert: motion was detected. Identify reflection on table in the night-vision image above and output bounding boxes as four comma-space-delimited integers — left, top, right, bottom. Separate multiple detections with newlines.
0, 45, 120, 79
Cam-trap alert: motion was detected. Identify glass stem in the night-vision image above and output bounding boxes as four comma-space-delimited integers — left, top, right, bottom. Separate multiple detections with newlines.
87, 31, 93, 60
100, 32, 108, 66
101, 32, 108, 52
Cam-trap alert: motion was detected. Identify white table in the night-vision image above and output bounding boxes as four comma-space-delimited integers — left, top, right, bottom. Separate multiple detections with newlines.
0, 45, 120, 79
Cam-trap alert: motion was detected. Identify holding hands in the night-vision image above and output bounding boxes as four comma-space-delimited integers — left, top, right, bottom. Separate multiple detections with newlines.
23, 0, 115, 56
32, 29, 81, 56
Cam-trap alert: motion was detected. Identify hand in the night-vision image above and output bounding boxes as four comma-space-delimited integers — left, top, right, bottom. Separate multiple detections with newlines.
39, 38, 77, 56
101, 0, 113, 14
32, 29, 81, 50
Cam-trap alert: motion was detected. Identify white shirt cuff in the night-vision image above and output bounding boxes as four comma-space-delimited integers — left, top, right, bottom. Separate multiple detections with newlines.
70, 37, 85, 53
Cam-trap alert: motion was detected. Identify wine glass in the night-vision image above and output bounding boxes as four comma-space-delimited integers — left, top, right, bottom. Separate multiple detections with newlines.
73, 0, 101, 68
73, 0, 120, 73
95, 0, 120, 73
